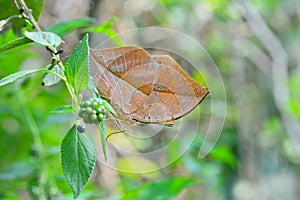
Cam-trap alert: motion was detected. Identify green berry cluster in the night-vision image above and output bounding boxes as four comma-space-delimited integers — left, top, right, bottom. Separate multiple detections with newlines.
79, 98, 106, 124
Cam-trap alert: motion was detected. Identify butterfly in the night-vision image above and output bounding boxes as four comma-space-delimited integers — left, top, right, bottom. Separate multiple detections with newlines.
90, 46, 209, 125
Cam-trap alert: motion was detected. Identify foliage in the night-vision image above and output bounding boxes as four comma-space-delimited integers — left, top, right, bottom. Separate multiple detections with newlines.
1, 0, 299, 199
61, 125, 96, 198
64, 34, 89, 95
119, 177, 198, 200
0, 1, 122, 198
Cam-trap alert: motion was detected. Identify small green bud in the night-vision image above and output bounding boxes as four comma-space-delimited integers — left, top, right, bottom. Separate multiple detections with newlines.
85, 100, 92, 106
91, 101, 98, 108
97, 113, 105, 121
100, 105, 105, 111
86, 107, 93, 113
90, 114, 98, 123
96, 107, 103, 113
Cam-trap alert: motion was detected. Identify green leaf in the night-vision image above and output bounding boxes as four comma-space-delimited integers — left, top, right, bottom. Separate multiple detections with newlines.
0, 37, 32, 53
0, 68, 48, 87
47, 18, 95, 37
24, 31, 62, 48
0, 29, 34, 74
50, 105, 74, 114
61, 125, 96, 199
0, 0, 44, 20
98, 116, 107, 161
65, 34, 89, 95
0, 0, 44, 35
120, 177, 197, 200
103, 28, 126, 47
93, 17, 118, 32
0, 28, 18, 46
0, 1, 20, 19
210, 145, 237, 168
92, 17, 125, 46
42, 64, 63, 86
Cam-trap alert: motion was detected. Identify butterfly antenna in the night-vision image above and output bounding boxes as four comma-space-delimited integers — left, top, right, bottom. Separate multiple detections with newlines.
106, 129, 125, 140
106, 116, 126, 140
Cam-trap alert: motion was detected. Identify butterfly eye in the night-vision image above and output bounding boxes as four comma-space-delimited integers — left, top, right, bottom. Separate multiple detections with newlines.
154, 84, 163, 92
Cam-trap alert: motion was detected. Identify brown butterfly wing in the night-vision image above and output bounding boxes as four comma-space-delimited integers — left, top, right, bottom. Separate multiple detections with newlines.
90, 46, 151, 123
90, 48, 120, 100
90, 46, 209, 124
125, 55, 209, 123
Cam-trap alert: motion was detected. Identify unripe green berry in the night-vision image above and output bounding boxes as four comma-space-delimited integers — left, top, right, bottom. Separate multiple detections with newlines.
97, 113, 105, 121
86, 107, 93, 113
79, 97, 108, 124
100, 105, 105, 111
92, 101, 98, 107
85, 100, 92, 106
89, 114, 98, 123
96, 107, 103, 113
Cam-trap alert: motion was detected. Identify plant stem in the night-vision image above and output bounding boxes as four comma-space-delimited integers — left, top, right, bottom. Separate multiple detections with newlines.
18, 0, 42, 31
10, 1, 78, 198
12, 0, 20, 10
13, 0, 78, 105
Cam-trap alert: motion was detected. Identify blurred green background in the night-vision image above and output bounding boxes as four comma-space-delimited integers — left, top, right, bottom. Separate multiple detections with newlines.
1, 0, 300, 199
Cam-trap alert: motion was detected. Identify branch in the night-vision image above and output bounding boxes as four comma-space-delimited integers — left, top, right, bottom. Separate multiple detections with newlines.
13, 0, 77, 103
18, 0, 42, 31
